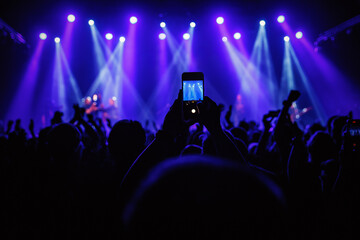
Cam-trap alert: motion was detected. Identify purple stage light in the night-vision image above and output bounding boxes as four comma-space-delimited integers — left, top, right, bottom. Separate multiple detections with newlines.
159, 33, 166, 40
183, 33, 190, 40
105, 33, 113, 40
260, 20, 266, 26
39, 33, 47, 40
234, 32, 241, 40
284, 36, 290, 42
216, 17, 224, 24
119, 36, 126, 42
295, 31, 303, 39
130, 16, 138, 24
222, 36, 228, 42
160, 22, 166, 28
277, 15, 285, 23
54, 37, 60, 43
88, 19, 94, 26
67, 14, 75, 23
190, 22, 196, 28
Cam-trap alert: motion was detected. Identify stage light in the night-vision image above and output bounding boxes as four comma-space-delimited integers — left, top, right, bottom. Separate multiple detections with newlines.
284, 36, 290, 42
67, 14, 75, 23
222, 36, 228, 42
183, 33, 190, 40
234, 32, 241, 39
130, 16, 138, 24
160, 22, 166, 28
119, 36, 126, 42
190, 22, 196, 28
295, 31, 303, 39
260, 20, 266, 26
105, 33, 113, 40
88, 19, 94, 26
159, 33, 166, 40
54, 37, 60, 43
216, 17, 224, 24
277, 15, 285, 23
39, 33, 47, 40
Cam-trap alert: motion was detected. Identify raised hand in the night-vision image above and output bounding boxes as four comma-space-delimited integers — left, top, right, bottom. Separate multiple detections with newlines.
197, 96, 222, 134
6, 120, 14, 134
162, 89, 195, 138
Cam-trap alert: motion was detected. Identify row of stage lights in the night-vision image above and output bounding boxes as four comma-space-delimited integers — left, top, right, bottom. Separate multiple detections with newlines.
38, 14, 303, 43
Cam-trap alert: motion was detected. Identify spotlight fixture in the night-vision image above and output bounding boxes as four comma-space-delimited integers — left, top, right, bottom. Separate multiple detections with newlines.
277, 15, 285, 23
190, 22, 196, 28
39, 33, 47, 40
260, 20, 266, 26
284, 36, 290, 42
160, 22, 166, 28
105, 33, 113, 40
54, 37, 60, 43
222, 36, 228, 42
159, 33, 166, 40
88, 19, 94, 26
234, 32, 241, 40
119, 36, 126, 42
216, 17, 224, 24
183, 33, 190, 40
67, 14, 75, 23
295, 31, 303, 39
130, 16, 138, 24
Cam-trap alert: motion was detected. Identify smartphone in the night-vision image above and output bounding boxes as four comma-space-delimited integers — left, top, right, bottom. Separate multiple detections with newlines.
342, 119, 360, 152
182, 72, 204, 120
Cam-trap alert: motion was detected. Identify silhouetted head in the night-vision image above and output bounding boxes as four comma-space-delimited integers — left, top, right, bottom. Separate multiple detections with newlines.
238, 120, 250, 131
331, 116, 348, 148
180, 144, 202, 156
307, 131, 338, 173
123, 155, 287, 240
230, 126, 249, 146
303, 122, 326, 144
47, 123, 81, 162
51, 111, 64, 125
108, 120, 146, 165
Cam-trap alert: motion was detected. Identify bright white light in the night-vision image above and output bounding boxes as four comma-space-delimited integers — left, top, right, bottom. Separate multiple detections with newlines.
105, 33, 113, 40
191, 109, 196, 114
130, 16, 138, 24
260, 20, 266, 26
295, 31, 303, 39
160, 22, 166, 28
39, 33, 47, 40
222, 36, 228, 42
54, 37, 60, 43
88, 19, 94, 26
119, 36, 126, 42
234, 32, 241, 40
284, 36, 290, 42
159, 33, 166, 40
67, 14, 75, 23
216, 17, 224, 24
190, 22, 196, 28
277, 15, 285, 23
183, 33, 190, 40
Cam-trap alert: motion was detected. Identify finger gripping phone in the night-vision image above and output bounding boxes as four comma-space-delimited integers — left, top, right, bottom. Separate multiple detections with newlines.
182, 72, 204, 121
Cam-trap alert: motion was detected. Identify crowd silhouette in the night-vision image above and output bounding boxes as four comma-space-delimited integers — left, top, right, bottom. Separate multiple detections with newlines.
1, 88, 359, 240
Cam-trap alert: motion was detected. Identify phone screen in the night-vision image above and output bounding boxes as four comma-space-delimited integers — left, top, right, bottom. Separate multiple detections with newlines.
183, 80, 204, 101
